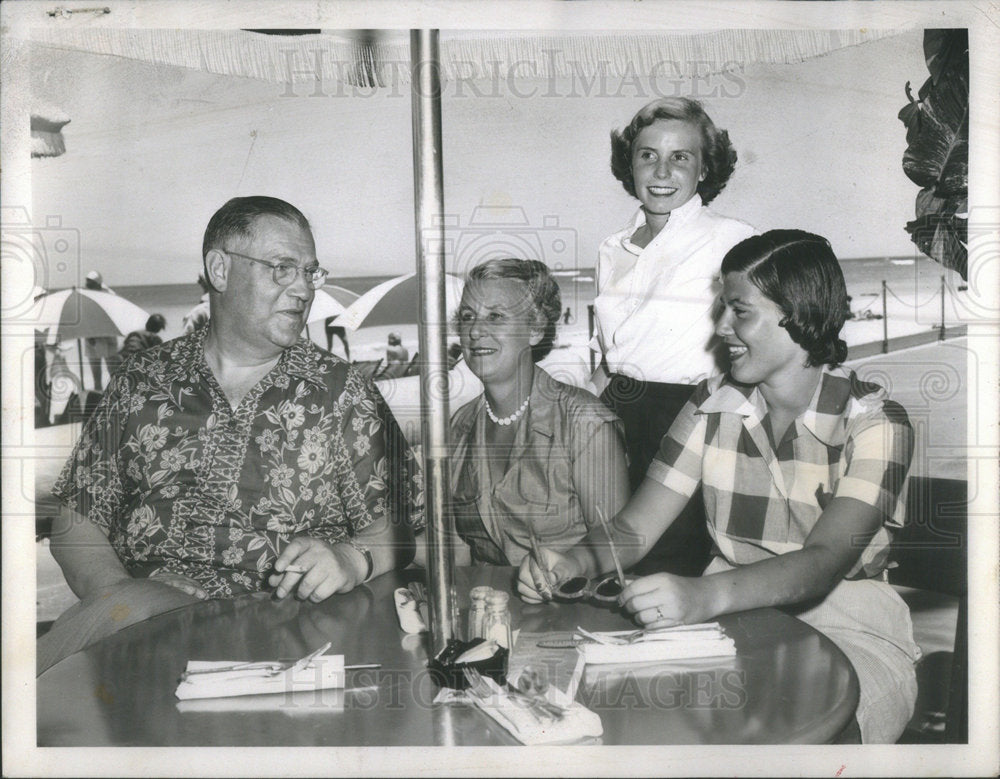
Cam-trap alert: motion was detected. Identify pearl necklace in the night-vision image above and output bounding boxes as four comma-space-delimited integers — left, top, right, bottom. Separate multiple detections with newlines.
484, 394, 531, 426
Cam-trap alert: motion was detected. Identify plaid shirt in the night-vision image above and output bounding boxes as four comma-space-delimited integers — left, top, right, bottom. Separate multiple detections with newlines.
647, 367, 913, 579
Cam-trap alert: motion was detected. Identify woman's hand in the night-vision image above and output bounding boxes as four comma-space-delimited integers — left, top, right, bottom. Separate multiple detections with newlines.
618, 573, 718, 628
516, 548, 583, 604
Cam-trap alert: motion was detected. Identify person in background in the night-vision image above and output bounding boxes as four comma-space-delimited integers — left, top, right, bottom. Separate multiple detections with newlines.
119, 314, 166, 360
446, 341, 464, 369
82, 270, 121, 389
417, 258, 628, 567
325, 317, 351, 360
521, 231, 920, 743
591, 97, 756, 576
182, 274, 211, 334
386, 332, 409, 364
40, 196, 419, 673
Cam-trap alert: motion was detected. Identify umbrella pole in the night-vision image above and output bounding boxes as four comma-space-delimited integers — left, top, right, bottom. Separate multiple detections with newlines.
411, 28, 456, 655
77, 339, 85, 392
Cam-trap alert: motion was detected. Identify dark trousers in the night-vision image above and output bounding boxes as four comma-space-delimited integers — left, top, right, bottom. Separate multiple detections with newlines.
600, 374, 712, 577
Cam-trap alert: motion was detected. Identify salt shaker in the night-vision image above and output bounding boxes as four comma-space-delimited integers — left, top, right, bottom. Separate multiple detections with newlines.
468, 586, 493, 640
484, 591, 512, 650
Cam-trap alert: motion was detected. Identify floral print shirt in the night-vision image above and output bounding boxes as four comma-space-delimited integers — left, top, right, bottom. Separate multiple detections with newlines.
53, 327, 419, 598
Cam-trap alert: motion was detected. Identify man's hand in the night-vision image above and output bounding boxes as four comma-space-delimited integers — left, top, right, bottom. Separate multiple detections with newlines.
618, 573, 717, 628
148, 570, 209, 600
268, 536, 367, 602
515, 547, 583, 604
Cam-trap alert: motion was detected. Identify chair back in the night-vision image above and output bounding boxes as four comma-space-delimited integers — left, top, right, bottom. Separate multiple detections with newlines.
889, 476, 967, 597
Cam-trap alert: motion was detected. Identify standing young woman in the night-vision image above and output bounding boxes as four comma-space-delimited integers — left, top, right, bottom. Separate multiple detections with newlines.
593, 97, 756, 575
419, 258, 629, 567
523, 232, 920, 743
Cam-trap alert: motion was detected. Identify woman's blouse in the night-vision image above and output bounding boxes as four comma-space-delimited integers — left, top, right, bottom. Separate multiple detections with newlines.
449, 368, 627, 565
647, 367, 913, 579
592, 195, 756, 385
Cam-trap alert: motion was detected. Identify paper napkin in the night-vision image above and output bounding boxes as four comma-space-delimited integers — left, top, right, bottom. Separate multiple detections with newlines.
174, 655, 345, 700
575, 624, 736, 665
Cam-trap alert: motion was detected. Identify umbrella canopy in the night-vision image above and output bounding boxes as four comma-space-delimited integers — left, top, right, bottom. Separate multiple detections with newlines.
322, 284, 363, 307
28, 287, 150, 344
338, 273, 464, 331
306, 287, 354, 324
31, 105, 71, 158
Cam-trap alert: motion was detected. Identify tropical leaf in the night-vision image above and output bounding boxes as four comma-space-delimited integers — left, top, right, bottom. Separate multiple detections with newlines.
898, 29, 969, 279
904, 210, 968, 278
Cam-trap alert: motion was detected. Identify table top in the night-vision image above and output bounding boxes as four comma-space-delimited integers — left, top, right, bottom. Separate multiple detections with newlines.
37, 566, 858, 746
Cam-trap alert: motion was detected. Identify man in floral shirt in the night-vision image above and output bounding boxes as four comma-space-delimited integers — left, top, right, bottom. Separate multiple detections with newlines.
39, 197, 419, 672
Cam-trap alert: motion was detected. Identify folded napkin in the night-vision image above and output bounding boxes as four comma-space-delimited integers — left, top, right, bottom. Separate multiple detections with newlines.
394, 587, 427, 634
176, 686, 348, 713
175, 656, 345, 700
576, 624, 736, 665
436, 673, 603, 746
507, 632, 587, 700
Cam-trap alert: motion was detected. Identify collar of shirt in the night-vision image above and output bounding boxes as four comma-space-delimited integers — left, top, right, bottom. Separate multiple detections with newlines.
160, 325, 328, 393
694, 366, 871, 448
617, 193, 706, 255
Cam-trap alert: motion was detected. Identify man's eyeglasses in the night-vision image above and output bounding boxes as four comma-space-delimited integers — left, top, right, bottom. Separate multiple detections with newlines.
223, 249, 328, 290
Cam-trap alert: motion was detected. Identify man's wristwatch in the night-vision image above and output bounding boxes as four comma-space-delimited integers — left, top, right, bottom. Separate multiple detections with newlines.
344, 537, 374, 583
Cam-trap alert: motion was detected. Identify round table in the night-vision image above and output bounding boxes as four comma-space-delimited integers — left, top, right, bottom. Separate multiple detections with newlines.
37, 567, 858, 745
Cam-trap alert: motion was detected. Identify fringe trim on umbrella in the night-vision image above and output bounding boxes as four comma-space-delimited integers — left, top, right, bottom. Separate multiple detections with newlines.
28, 28, 901, 88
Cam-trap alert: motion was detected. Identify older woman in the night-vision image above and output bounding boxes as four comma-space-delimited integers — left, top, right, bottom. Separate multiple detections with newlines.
441, 258, 629, 566
592, 97, 756, 575
523, 231, 920, 743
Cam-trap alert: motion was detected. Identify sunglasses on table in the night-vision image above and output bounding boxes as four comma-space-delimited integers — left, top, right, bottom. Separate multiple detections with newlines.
551, 573, 629, 603
223, 249, 329, 289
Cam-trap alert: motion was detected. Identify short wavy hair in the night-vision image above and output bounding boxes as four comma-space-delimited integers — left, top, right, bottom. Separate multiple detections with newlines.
721, 230, 850, 368
610, 97, 737, 205
466, 258, 562, 362
201, 196, 312, 292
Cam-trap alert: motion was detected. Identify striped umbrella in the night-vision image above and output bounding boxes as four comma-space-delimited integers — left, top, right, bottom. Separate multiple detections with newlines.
338, 272, 463, 331
305, 284, 359, 324
29, 287, 150, 344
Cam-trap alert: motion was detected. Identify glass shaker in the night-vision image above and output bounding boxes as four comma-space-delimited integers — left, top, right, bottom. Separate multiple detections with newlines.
468, 586, 493, 641
484, 591, 512, 650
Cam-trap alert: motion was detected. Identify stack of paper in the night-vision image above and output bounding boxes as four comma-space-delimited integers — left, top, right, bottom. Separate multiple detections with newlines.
575, 623, 736, 665
174, 656, 345, 700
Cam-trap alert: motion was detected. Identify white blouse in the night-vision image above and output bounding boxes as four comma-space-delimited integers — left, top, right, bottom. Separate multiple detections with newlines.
592, 195, 756, 385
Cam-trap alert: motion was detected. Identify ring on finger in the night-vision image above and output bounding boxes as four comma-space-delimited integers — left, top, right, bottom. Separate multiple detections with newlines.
655, 606, 664, 621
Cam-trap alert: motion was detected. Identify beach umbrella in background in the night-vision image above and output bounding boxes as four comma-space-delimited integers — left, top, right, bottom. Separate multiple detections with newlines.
31, 104, 71, 158
29, 287, 150, 344
27, 286, 151, 389
304, 285, 360, 348
305, 287, 353, 324
338, 272, 463, 331
323, 284, 363, 308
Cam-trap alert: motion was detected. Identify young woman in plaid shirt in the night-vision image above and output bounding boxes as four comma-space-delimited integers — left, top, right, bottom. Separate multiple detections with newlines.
520, 230, 920, 743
